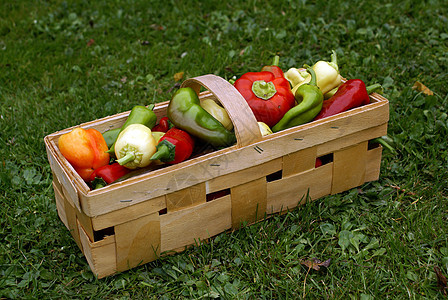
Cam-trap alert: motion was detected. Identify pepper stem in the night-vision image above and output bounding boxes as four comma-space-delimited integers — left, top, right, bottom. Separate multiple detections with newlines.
272, 55, 279, 66
329, 50, 339, 72
252, 80, 277, 100
366, 83, 382, 94
305, 66, 317, 87
150, 144, 171, 162
372, 137, 395, 153
116, 152, 135, 166
147, 104, 155, 110
150, 140, 176, 162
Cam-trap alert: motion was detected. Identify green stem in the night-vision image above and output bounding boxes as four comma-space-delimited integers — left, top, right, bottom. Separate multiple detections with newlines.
90, 177, 107, 190
116, 152, 135, 165
372, 137, 395, 153
306, 67, 317, 87
329, 50, 339, 71
150, 140, 176, 162
252, 80, 277, 100
366, 83, 382, 94
272, 55, 279, 66
150, 144, 170, 161
147, 104, 155, 110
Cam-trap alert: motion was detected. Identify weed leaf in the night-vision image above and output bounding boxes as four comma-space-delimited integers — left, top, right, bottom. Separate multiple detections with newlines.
300, 258, 331, 271
338, 230, 353, 251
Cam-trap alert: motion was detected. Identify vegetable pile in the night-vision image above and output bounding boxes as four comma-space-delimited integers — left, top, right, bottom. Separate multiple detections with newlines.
58, 51, 382, 190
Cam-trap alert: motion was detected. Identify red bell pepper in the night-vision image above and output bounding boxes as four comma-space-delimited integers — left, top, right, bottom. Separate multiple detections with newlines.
315, 157, 322, 168
152, 117, 172, 133
89, 162, 131, 183
314, 79, 381, 121
150, 127, 195, 164
260, 55, 284, 79
234, 70, 295, 128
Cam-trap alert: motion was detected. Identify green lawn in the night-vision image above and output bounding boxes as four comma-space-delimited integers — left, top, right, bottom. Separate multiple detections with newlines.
1, 0, 448, 298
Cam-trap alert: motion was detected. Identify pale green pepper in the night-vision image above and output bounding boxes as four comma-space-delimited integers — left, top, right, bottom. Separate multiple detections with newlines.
115, 124, 157, 169
200, 99, 234, 131
285, 51, 343, 96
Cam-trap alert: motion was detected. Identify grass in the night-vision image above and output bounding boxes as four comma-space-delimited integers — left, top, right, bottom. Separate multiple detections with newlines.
1, 0, 448, 298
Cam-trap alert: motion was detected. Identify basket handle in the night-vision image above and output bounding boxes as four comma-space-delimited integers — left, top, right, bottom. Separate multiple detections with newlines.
181, 74, 262, 148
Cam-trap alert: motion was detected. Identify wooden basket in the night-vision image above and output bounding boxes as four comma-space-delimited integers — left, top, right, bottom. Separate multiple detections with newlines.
44, 74, 389, 278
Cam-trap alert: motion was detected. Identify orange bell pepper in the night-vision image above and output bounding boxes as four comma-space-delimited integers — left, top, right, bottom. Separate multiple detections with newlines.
58, 128, 110, 181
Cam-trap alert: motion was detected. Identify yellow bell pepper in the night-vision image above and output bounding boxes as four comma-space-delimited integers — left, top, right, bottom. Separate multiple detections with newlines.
285, 51, 343, 96
258, 122, 273, 136
200, 99, 233, 131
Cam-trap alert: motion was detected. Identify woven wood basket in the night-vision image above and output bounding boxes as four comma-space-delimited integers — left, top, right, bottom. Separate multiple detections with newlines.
44, 74, 389, 278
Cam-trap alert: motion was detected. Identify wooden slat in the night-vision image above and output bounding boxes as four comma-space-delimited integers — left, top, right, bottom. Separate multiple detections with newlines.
160, 195, 231, 252
61, 184, 95, 242
115, 212, 161, 272
282, 146, 318, 177
331, 142, 368, 194
206, 158, 282, 194
365, 145, 383, 182
77, 220, 117, 279
266, 163, 333, 214
230, 178, 267, 229
62, 193, 82, 249
53, 181, 68, 229
52, 171, 62, 194
75, 202, 95, 242
166, 182, 206, 212
92, 195, 166, 231
316, 123, 387, 156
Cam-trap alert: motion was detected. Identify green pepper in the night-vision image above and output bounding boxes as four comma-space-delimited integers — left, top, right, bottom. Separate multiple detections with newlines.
167, 87, 236, 147
272, 67, 323, 132
102, 128, 121, 148
107, 104, 157, 155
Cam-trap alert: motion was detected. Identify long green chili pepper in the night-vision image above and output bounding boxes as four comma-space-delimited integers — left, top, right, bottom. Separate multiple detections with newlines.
167, 87, 236, 148
272, 67, 324, 132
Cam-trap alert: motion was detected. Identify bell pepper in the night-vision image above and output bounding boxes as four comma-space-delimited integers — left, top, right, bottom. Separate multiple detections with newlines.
272, 67, 323, 132
150, 127, 195, 164
107, 104, 157, 155
115, 124, 157, 169
200, 99, 233, 131
152, 131, 165, 144
89, 162, 131, 189
284, 67, 309, 88
152, 117, 172, 133
167, 87, 236, 148
324, 86, 339, 100
314, 80, 382, 121
260, 55, 284, 79
258, 122, 273, 136
58, 128, 110, 181
285, 51, 343, 95
233, 70, 295, 128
